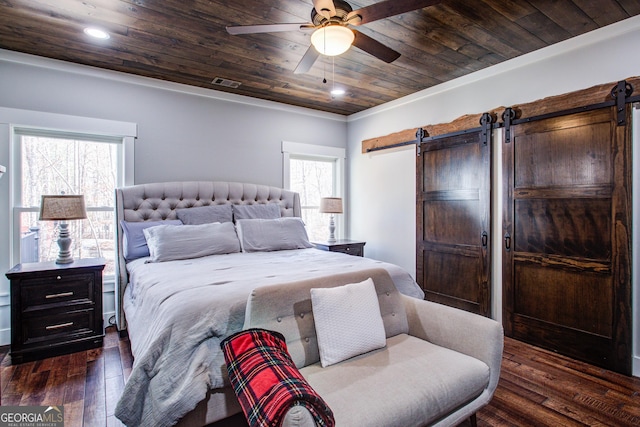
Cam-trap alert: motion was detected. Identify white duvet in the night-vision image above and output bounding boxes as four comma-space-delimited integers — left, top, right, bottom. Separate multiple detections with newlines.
115, 248, 423, 427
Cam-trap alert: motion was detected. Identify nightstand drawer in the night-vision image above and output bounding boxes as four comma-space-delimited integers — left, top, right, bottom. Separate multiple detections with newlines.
20, 273, 94, 311
22, 309, 97, 346
340, 245, 363, 256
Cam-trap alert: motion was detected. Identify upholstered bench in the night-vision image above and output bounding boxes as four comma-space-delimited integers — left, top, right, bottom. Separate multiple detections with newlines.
242, 268, 504, 427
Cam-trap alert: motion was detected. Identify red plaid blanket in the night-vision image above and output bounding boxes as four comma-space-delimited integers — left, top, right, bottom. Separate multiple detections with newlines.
221, 328, 335, 427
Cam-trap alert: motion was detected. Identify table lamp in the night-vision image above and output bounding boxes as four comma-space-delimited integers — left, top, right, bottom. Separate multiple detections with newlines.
39, 195, 87, 264
319, 197, 343, 243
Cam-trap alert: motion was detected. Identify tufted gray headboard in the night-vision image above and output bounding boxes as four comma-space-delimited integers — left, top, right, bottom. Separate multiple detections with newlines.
114, 181, 301, 331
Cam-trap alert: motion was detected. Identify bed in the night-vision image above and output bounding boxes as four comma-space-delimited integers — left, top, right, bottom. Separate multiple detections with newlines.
113, 181, 424, 427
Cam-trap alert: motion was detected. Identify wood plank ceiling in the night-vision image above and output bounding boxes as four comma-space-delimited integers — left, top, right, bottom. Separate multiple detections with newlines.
1, 0, 639, 115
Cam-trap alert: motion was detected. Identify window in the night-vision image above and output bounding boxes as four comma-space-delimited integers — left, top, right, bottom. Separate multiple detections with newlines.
282, 142, 345, 242
3, 108, 136, 285
14, 131, 121, 276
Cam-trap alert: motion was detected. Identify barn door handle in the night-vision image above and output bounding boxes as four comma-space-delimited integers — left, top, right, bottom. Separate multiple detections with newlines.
504, 233, 511, 251
481, 231, 488, 247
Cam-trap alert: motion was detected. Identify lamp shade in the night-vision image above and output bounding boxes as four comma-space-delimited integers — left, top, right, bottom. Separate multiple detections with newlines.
311, 25, 354, 56
39, 195, 87, 221
319, 197, 343, 214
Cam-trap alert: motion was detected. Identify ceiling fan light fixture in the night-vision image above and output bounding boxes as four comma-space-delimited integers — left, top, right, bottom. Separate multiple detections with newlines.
311, 25, 354, 56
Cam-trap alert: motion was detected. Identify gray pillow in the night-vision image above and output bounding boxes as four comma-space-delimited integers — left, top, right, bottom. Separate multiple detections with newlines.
232, 203, 281, 220
143, 222, 240, 262
120, 220, 182, 261
176, 204, 233, 225
235, 217, 313, 252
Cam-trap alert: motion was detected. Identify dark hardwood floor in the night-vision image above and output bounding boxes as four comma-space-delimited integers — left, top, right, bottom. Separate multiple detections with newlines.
1, 327, 639, 426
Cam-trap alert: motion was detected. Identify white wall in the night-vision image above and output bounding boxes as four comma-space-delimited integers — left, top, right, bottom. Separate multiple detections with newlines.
0, 50, 348, 345
346, 15, 640, 376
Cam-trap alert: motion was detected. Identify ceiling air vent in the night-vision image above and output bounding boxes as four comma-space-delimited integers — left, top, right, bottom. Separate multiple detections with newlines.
211, 77, 241, 88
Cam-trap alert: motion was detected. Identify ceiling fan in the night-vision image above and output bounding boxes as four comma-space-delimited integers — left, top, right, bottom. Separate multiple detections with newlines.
226, 0, 441, 74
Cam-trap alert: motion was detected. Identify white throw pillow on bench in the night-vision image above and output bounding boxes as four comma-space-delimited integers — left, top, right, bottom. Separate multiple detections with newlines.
311, 278, 386, 368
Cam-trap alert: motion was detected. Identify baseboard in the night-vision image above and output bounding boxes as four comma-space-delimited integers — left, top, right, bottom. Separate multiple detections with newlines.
0, 327, 9, 346
103, 310, 116, 331
633, 355, 640, 378
0, 292, 9, 346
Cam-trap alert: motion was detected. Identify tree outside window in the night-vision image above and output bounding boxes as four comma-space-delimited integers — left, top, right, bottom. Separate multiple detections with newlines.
289, 157, 336, 241
18, 134, 119, 276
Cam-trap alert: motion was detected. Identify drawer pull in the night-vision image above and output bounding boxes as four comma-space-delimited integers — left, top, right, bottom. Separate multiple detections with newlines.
45, 291, 74, 299
46, 322, 73, 330
57, 276, 62, 280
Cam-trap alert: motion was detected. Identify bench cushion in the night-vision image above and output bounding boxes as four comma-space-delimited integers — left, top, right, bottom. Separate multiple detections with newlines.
299, 334, 490, 427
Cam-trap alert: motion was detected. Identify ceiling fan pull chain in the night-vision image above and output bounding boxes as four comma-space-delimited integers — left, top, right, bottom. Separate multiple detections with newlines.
332, 57, 336, 95
323, 59, 327, 84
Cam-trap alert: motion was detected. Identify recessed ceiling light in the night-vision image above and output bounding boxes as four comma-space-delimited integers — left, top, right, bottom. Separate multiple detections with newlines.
84, 27, 110, 40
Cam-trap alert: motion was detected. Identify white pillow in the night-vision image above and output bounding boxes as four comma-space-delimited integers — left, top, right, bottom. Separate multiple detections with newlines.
311, 278, 386, 367
143, 222, 240, 262
235, 217, 313, 252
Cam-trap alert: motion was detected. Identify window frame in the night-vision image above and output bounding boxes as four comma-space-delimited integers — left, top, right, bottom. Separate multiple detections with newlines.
13, 131, 123, 269
1, 107, 136, 275
282, 141, 346, 240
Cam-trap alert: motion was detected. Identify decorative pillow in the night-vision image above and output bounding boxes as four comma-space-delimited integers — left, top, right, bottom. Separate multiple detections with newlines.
120, 220, 182, 261
235, 217, 313, 252
311, 278, 386, 368
143, 221, 241, 262
232, 203, 281, 220
177, 204, 233, 225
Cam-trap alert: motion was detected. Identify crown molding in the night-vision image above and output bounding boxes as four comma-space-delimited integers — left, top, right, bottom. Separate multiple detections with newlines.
0, 49, 346, 123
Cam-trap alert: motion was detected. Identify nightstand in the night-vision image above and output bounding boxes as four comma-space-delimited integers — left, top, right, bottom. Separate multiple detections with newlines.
312, 239, 366, 257
5, 258, 106, 364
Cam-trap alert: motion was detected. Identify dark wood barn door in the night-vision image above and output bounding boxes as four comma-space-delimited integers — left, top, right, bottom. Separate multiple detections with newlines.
417, 129, 491, 316
502, 107, 632, 374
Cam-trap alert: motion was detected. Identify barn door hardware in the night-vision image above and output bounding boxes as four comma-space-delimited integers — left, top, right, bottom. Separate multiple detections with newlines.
415, 128, 427, 156
481, 231, 488, 248
611, 80, 634, 126
480, 113, 495, 145
366, 139, 418, 154
502, 108, 516, 143
504, 232, 511, 251
416, 114, 497, 156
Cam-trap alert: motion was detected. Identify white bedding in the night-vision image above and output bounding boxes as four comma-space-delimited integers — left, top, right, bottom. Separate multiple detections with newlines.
115, 248, 423, 427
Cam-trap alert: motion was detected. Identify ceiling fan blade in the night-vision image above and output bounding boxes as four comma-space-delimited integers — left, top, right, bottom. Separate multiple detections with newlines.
226, 23, 313, 35
294, 45, 321, 74
347, 0, 442, 25
313, 0, 337, 19
352, 31, 400, 63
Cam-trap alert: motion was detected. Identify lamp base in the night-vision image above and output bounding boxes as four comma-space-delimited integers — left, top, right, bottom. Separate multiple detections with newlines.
327, 214, 336, 243
56, 255, 74, 264
56, 222, 75, 264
